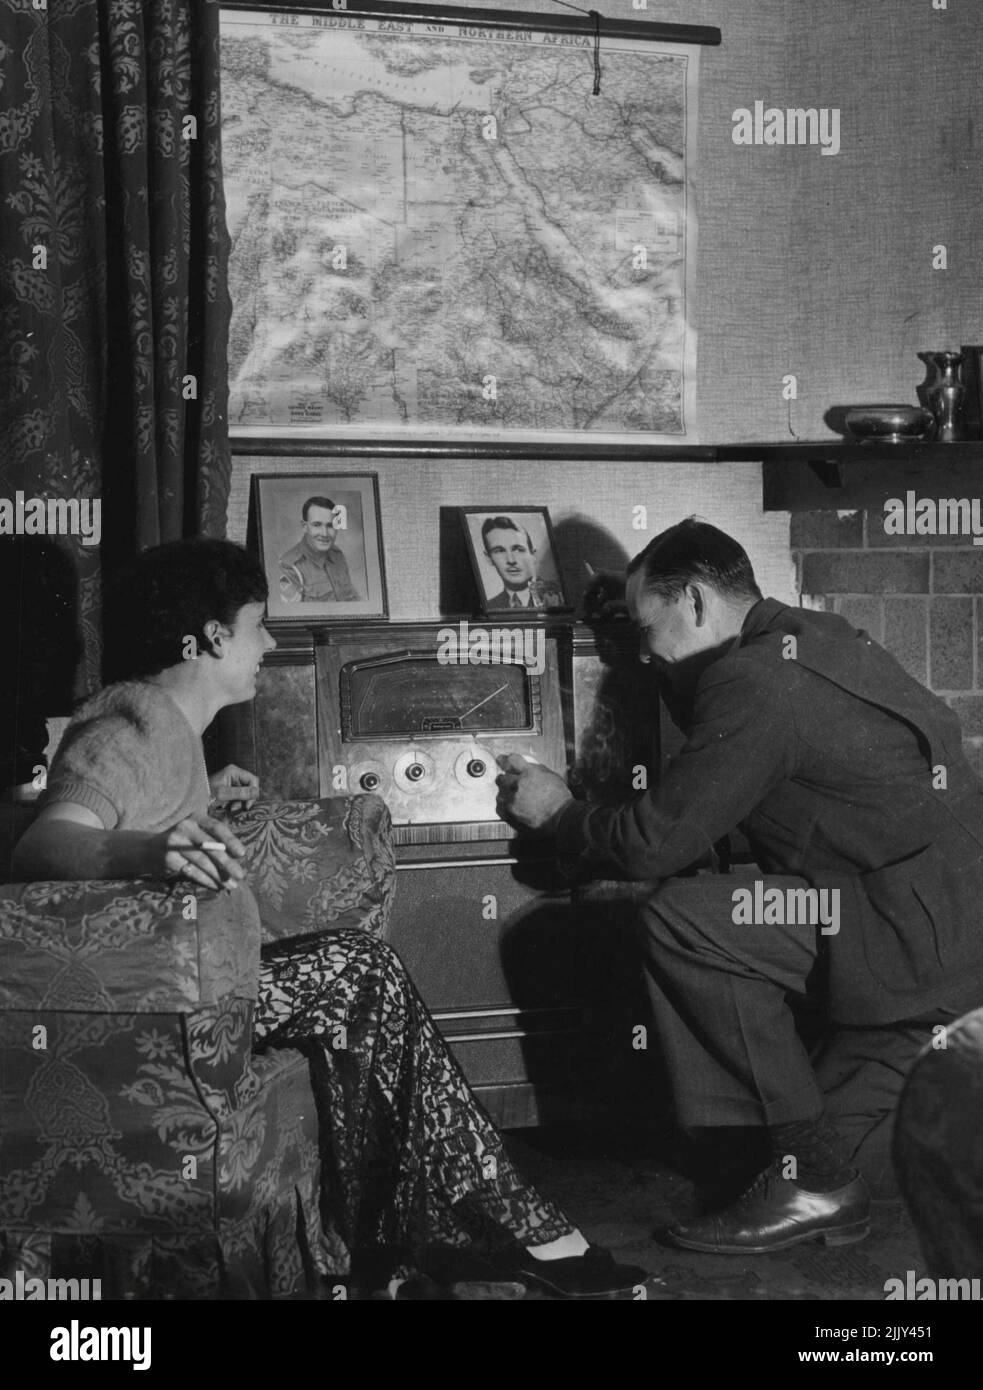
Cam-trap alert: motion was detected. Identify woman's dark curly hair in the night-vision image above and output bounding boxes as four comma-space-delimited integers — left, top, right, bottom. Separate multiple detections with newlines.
102, 539, 269, 684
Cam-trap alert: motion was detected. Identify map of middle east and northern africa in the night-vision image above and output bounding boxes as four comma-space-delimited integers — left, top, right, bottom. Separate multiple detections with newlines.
221, 11, 699, 441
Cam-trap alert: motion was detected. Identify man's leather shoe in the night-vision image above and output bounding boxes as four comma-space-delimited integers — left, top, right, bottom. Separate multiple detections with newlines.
667, 1165, 871, 1254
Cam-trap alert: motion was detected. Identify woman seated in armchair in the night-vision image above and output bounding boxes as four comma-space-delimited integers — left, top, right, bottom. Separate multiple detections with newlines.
12, 538, 647, 1300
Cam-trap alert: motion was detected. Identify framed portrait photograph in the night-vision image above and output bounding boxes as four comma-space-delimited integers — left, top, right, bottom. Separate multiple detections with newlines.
251, 472, 387, 621
460, 507, 570, 616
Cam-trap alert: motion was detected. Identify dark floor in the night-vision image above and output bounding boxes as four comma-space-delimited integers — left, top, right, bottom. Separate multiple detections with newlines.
496, 1122, 921, 1301
297, 1119, 924, 1301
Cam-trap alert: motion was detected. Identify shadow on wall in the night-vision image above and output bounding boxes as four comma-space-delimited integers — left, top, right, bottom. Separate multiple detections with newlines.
438, 505, 477, 615
0, 537, 82, 790
551, 513, 631, 611
497, 891, 671, 1131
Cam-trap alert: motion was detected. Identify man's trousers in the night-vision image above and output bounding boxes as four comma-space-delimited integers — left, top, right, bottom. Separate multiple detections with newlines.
639, 873, 961, 1186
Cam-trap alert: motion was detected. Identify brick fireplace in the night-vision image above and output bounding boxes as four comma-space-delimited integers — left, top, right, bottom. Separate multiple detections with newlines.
793, 507, 983, 777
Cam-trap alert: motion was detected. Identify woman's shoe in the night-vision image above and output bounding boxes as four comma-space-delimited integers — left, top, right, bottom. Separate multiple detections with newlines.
501, 1244, 650, 1299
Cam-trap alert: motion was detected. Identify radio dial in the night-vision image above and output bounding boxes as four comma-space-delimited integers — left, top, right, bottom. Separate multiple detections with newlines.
394, 749, 436, 793
350, 759, 389, 795
466, 758, 486, 779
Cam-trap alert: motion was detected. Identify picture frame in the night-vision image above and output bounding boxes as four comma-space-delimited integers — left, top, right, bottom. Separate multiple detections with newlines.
459, 506, 570, 616
251, 472, 388, 621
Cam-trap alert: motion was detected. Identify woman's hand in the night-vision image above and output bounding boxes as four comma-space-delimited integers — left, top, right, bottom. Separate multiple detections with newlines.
208, 764, 260, 813
154, 814, 249, 892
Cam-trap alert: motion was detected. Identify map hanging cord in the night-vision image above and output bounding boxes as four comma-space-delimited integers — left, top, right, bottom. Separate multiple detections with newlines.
589, 12, 602, 95
547, 0, 604, 95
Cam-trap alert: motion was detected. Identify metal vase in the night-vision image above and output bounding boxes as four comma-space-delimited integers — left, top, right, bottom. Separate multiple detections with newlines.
923, 351, 966, 442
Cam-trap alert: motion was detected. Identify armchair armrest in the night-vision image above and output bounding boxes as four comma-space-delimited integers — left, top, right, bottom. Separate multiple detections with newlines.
227, 794, 395, 943
0, 878, 261, 1013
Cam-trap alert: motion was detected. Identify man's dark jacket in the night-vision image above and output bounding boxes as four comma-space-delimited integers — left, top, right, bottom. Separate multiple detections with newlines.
555, 598, 983, 1024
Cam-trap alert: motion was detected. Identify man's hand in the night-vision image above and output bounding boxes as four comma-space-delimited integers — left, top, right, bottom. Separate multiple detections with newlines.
154, 814, 248, 892
208, 764, 260, 812
495, 753, 574, 831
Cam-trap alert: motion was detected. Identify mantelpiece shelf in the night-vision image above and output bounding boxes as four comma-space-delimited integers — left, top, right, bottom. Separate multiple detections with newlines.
230, 437, 719, 461
715, 441, 983, 511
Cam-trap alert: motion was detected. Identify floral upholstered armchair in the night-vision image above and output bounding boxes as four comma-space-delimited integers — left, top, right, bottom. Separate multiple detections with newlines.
0, 794, 395, 1299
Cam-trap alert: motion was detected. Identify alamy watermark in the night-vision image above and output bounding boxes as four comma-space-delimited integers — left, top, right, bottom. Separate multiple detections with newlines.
731, 882, 840, 935
885, 1270, 982, 1300
883, 492, 983, 544
731, 102, 840, 156
0, 1269, 101, 1300
436, 620, 545, 676
0, 491, 101, 546
50, 1320, 151, 1371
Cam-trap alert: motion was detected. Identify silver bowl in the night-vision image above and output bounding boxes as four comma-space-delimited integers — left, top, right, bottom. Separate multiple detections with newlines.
844, 405, 934, 444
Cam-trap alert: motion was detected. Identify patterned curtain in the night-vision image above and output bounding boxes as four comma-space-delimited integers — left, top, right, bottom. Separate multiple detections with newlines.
0, 0, 232, 701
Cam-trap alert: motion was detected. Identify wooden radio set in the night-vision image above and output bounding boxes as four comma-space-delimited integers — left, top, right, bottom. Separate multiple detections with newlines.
315, 622, 567, 845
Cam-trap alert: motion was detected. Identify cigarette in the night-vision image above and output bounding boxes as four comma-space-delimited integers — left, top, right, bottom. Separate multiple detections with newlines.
202, 841, 228, 852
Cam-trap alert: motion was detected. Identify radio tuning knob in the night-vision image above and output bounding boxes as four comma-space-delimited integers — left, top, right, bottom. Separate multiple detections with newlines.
360, 772, 380, 791
405, 762, 426, 782
466, 758, 486, 778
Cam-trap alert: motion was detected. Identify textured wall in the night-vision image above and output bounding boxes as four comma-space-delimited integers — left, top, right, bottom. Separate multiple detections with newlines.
786, 2, 983, 439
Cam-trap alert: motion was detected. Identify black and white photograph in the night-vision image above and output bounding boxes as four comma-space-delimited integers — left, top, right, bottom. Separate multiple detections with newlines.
251, 471, 387, 621
4, 0, 983, 1359
460, 506, 569, 613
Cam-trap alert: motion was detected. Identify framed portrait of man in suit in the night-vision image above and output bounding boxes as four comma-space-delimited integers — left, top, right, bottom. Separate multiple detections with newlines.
460, 507, 569, 616
251, 472, 388, 621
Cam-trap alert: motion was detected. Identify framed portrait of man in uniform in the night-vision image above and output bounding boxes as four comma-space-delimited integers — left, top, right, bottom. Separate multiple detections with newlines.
460, 506, 570, 616
251, 472, 388, 621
